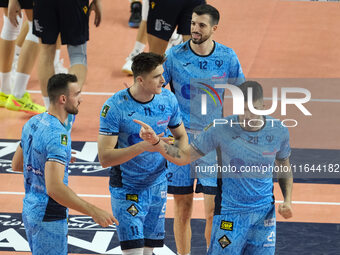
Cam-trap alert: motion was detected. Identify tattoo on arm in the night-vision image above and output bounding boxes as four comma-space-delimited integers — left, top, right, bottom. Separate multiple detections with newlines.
163, 144, 181, 159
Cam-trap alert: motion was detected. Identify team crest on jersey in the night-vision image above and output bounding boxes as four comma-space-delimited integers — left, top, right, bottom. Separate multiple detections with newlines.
126, 194, 138, 203
61, 134, 68, 146
127, 204, 139, 217
101, 105, 110, 117
218, 235, 231, 249
220, 221, 233, 231
215, 60, 223, 68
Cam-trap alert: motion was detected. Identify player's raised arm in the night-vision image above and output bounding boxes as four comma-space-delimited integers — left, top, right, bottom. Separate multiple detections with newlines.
276, 158, 293, 219
134, 119, 202, 165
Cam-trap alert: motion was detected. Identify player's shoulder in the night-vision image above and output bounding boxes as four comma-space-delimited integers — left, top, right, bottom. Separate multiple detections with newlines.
214, 42, 236, 56
106, 89, 130, 106
166, 40, 191, 58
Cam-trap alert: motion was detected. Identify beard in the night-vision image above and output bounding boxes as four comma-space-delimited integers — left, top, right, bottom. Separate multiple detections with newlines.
65, 103, 79, 115
191, 32, 210, 45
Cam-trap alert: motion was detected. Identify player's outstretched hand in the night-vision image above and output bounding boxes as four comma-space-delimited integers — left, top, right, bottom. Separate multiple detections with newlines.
134, 119, 160, 145
91, 206, 119, 227
278, 202, 293, 219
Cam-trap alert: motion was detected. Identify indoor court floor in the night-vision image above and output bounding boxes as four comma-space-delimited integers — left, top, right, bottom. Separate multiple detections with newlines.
0, 0, 340, 254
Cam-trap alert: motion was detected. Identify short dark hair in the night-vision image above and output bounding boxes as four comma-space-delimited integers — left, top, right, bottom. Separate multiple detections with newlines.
131, 52, 166, 79
47, 74, 78, 103
193, 4, 220, 25
239, 81, 264, 102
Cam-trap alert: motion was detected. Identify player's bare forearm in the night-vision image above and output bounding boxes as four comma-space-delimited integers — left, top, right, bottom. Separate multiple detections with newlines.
99, 143, 147, 168
155, 140, 190, 165
98, 134, 150, 168
276, 158, 293, 203
45, 161, 118, 226
155, 140, 202, 166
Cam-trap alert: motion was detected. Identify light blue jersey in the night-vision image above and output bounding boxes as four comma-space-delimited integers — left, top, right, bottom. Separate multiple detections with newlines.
163, 40, 245, 130
191, 115, 291, 213
99, 88, 182, 189
21, 112, 71, 255
21, 112, 71, 221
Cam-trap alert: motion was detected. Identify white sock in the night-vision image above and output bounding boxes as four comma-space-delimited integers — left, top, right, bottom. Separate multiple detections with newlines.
15, 45, 21, 56
143, 247, 153, 255
122, 248, 144, 255
0, 72, 12, 94
129, 41, 145, 59
43, 96, 50, 109
54, 49, 61, 65
12, 72, 30, 98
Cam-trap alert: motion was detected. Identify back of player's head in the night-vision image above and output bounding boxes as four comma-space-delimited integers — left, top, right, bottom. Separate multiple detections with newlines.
193, 4, 220, 25
239, 81, 264, 102
131, 52, 165, 79
47, 74, 78, 104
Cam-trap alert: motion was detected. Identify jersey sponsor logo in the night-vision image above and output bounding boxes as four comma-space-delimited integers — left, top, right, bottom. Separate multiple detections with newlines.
61, 134, 68, 146
262, 149, 277, 156
220, 221, 233, 231
158, 104, 165, 112
26, 165, 43, 176
126, 194, 139, 203
83, 6, 88, 14
157, 116, 170, 126
127, 204, 139, 217
218, 235, 231, 249
264, 218, 276, 227
212, 72, 227, 80
151, 1, 155, 9
101, 105, 110, 117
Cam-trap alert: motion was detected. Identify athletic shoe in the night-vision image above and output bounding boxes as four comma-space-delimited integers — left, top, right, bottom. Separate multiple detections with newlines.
6, 92, 46, 115
129, 1, 142, 28
166, 30, 183, 51
54, 58, 68, 74
0, 92, 9, 107
122, 58, 133, 75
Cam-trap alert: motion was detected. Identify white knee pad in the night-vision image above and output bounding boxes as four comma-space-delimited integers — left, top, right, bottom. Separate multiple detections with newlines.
122, 248, 144, 255
25, 21, 39, 43
67, 42, 87, 67
1, 14, 23, 40
142, 0, 149, 21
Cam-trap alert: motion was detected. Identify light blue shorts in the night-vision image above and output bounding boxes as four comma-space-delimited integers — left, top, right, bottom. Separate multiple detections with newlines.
208, 204, 276, 255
